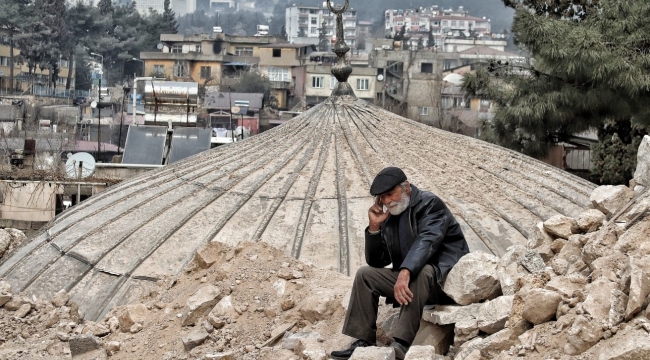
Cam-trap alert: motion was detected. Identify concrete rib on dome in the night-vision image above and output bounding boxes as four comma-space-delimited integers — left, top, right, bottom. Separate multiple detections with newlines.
0, 2, 596, 321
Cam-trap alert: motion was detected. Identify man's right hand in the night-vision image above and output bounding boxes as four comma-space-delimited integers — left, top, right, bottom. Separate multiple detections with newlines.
368, 196, 389, 232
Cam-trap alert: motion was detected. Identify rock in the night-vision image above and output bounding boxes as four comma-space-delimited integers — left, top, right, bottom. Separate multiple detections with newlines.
556, 236, 583, 262
545, 275, 588, 298
564, 315, 603, 355
550, 238, 567, 254
294, 335, 327, 360
576, 209, 606, 232
590, 185, 634, 216
299, 289, 342, 323
583, 226, 619, 265
609, 289, 628, 327
0, 229, 11, 257
582, 277, 618, 320
625, 256, 650, 320
69, 335, 103, 356
15, 303, 31, 318
105, 341, 120, 353
4, 296, 23, 311
349, 346, 394, 360
194, 241, 224, 269
208, 313, 226, 329
5, 228, 27, 248
521, 288, 562, 324
282, 332, 323, 351
634, 135, 650, 186
51, 289, 69, 307
615, 220, 650, 255
81, 322, 110, 337
182, 328, 209, 351
413, 321, 454, 355
130, 323, 143, 333
211, 295, 234, 317
500, 245, 527, 267
281, 298, 295, 311
0, 280, 12, 294
443, 252, 502, 305
423, 304, 481, 326
181, 285, 222, 326
477, 296, 514, 334
45, 312, 60, 328
519, 250, 546, 274
550, 258, 569, 276
404, 345, 438, 360
118, 304, 149, 332
106, 316, 119, 333
543, 215, 579, 239
596, 329, 650, 359
527, 223, 554, 249
497, 262, 522, 296
591, 253, 628, 283
454, 317, 480, 346
205, 352, 236, 360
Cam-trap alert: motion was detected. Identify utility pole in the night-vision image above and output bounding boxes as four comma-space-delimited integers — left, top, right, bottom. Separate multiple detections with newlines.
91, 52, 104, 159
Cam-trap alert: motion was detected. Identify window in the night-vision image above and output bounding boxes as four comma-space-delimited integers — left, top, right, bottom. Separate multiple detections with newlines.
192, 45, 201, 53
200, 66, 211, 79
0, 35, 9, 45
442, 21, 448, 26
311, 17, 318, 25
268, 67, 289, 82
60, 59, 69, 68
418, 107, 429, 116
154, 65, 164, 74
173, 60, 187, 77
443, 60, 452, 70
421, 62, 433, 73
0, 56, 8, 66
330, 76, 338, 89
312, 76, 324, 88
272, 49, 281, 57
171, 45, 183, 53
356, 78, 369, 90
451, 21, 457, 27
234, 47, 254, 56
459, 21, 465, 27
311, 28, 318, 34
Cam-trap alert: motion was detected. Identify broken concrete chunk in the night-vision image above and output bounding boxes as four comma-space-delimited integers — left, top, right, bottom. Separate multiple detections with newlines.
543, 215, 579, 239
423, 303, 481, 326
500, 245, 527, 267
51, 289, 70, 307
477, 296, 514, 334
609, 289, 628, 327
527, 222, 554, 249
282, 332, 324, 351
545, 275, 588, 298
211, 295, 234, 317
182, 328, 209, 351
412, 321, 453, 355
519, 250, 546, 274
596, 328, 650, 359
194, 241, 224, 269
118, 304, 149, 332
349, 346, 394, 360
576, 209, 606, 232
81, 321, 110, 337
550, 238, 567, 254
299, 289, 342, 323
404, 345, 438, 360
497, 262, 522, 296
294, 335, 327, 359
4, 296, 24, 311
521, 288, 562, 324
181, 284, 222, 326
624, 256, 650, 320
582, 277, 618, 320
582, 226, 619, 265
590, 253, 628, 283
15, 303, 32, 318
564, 315, 603, 355
443, 251, 502, 305
634, 135, 650, 186
590, 185, 634, 216
69, 334, 103, 357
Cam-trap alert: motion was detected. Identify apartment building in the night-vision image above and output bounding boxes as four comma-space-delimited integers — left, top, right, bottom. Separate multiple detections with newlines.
285, 3, 357, 49
0, 31, 76, 93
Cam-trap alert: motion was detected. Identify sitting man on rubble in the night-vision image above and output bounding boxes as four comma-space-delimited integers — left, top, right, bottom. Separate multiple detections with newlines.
331, 167, 469, 360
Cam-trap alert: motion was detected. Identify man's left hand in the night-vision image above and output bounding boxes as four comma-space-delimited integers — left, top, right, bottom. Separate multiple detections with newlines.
394, 269, 413, 306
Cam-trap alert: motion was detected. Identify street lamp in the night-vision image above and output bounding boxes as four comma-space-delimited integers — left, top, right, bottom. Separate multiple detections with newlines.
90, 52, 104, 159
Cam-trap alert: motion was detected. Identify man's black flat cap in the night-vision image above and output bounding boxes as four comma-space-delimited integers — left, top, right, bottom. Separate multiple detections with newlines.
370, 167, 407, 196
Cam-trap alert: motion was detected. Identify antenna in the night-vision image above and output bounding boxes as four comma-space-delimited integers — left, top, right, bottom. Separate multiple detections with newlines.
65, 152, 96, 179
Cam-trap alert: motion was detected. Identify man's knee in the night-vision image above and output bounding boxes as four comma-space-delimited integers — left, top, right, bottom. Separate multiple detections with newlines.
413, 265, 435, 284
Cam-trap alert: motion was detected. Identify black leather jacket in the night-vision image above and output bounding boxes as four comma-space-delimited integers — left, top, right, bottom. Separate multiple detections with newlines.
364, 184, 469, 289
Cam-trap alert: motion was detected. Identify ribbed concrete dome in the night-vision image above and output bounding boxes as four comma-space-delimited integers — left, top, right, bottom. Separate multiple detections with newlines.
0, 94, 595, 321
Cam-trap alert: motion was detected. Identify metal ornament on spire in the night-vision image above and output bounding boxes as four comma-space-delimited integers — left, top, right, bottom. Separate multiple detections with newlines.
327, 0, 355, 97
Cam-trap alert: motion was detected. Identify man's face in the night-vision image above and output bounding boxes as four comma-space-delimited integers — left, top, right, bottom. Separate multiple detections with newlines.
378, 183, 410, 215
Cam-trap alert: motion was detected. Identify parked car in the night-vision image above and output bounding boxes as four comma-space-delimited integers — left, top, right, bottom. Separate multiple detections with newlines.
72, 97, 87, 106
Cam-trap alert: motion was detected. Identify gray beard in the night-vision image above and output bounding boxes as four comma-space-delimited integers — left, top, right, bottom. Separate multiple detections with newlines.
387, 191, 410, 215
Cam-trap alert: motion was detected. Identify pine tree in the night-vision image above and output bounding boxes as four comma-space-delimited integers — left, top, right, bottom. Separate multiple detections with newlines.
0, 0, 29, 91
280, 25, 287, 39
98, 0, 113, 16
463, 0, 650, 185
318, 21, 328, 52
162, 0, 178, 34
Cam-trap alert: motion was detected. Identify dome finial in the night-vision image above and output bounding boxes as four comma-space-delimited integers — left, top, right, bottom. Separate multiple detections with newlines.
327, 0, 355, 97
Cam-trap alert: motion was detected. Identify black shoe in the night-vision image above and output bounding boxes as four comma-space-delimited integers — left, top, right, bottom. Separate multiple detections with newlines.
389, 341, 408, 360
330, 339, 376, 360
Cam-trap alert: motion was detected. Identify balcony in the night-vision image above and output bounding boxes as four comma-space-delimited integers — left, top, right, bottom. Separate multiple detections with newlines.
270, 81, 292, 90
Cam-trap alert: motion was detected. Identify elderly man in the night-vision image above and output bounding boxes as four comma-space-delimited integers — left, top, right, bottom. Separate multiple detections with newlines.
331, 167, 469, 360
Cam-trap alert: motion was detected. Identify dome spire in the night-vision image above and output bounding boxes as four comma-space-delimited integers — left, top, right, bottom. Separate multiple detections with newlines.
327, 0, 355, 97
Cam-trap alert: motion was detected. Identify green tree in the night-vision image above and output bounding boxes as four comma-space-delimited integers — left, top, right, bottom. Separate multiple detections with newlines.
0, 0, 29, 91
98, 0, 113, 16
318, 21, 328, 52
232, 72, 275, 108
463, 0, 650, 184
162, 0, 178, 34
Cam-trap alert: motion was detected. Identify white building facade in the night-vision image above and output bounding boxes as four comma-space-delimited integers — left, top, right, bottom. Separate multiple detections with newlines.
285, 3, 357, 49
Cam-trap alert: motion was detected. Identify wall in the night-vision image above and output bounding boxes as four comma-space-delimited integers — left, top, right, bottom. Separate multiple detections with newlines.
144, 59, 175, 78
258, 48, 301, 67
0, 182, 61, 222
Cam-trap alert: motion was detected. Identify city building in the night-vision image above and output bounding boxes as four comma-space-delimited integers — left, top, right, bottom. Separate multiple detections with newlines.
285, 3, 357, 49
257, 43, 315, 109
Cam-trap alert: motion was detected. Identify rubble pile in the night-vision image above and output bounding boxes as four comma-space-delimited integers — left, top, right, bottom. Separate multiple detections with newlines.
0, 228, 27, 259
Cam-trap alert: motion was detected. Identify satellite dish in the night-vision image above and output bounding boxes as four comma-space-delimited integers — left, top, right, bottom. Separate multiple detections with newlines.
90, 101, 97, 108
377, 74, 384, 81
443, 73, 464, 86
157, 43, 164, 50
65, 152, 96, 179
231, 106, 241, 114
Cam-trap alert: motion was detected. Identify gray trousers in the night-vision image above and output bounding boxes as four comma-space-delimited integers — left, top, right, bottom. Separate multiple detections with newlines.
342, 264, 443, 345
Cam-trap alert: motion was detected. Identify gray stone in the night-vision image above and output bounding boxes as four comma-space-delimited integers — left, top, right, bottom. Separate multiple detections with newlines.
15, 303, 32, 318
500, 245, 527, 267
582, 277, 618, 320
423, 304, 481, 326
52, 289, 69, 307
609, 289, 628, 327
591, 253, 628, 283
281, 332, 323, 351
454, 317, 480, 346
576, 209, 606, 232
550, 258, 569, 276
69, 335, 103, 356
557, 236, 583, 262
181, 285, 222, 326
550, 238, 567, 254
118, 304, 149, 332
294, 335, 327, 360
299, 289, 342, 322
625, 256, 650, 320
350, 346, 395, 360
519, 250, 546, 273
564, 315, 603, 355
404, 345, 438, 360
0, 280, 12, 294
543, 215, 579, 239
583, 226, 619, 265
497, 262, 522, 296
521, 288, 562, 324
477, 296, 514, 334
0, 229, 11, 257
412, 321, 453, 355
3, 296, 22, 311
104, 341, 120, 353
590, 185, 634, 216
634, 135, 650, 186
182, 328, 209, 351
443, 251, 502, 305
596, 329, 650, 359
527, 222, 553, 249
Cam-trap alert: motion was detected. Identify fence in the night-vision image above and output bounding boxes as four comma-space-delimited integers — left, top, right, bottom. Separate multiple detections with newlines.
32, 85, 89, 99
